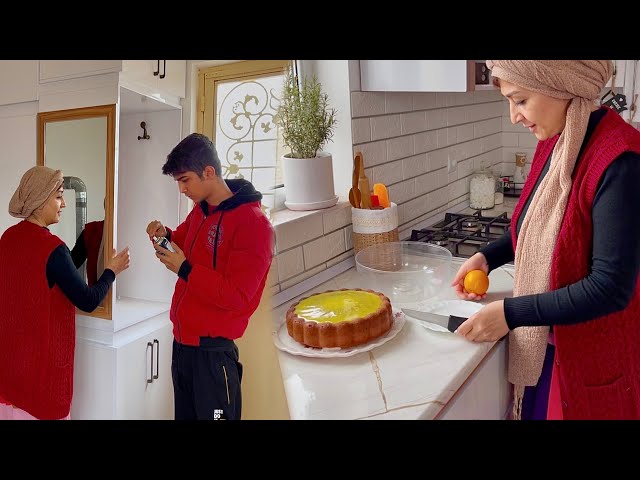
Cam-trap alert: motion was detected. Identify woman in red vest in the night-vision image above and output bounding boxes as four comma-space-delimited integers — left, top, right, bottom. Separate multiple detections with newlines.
451, 61, 640, 420
0, 166, 130, 420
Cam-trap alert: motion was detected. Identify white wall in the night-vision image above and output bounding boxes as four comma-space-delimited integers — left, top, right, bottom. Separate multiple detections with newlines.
45, 117, 107, 248
116, 109, 182, 303
298, 60, 354, 199
0, 102, 38, 234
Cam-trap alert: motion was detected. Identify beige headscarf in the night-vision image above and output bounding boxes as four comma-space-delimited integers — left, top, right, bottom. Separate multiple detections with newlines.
9, 166, 64, 219
486, 61, 613, 419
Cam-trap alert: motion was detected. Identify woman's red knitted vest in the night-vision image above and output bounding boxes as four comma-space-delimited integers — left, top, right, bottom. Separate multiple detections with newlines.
0, 220, 76, 419
511, 108, 640, 419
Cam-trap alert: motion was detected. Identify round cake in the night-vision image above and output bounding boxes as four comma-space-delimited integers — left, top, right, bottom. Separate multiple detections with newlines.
286, 288, 393, 349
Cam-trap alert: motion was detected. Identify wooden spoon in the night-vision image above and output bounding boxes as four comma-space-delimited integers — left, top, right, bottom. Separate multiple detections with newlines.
349, 188, 357, 208
354, 185, 361, 208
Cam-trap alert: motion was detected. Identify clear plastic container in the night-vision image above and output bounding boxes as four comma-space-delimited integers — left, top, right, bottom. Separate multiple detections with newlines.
355, 241, 452, 305
469, 169, 495, 210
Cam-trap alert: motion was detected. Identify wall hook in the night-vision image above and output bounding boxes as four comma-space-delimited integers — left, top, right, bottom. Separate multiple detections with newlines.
138, 121, 150, 140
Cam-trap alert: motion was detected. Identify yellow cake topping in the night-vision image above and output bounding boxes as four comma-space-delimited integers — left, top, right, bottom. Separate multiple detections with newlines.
294, 290, 383, 323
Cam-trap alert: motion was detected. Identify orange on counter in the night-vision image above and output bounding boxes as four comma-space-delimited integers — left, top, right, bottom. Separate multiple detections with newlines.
464, 269, 489, 295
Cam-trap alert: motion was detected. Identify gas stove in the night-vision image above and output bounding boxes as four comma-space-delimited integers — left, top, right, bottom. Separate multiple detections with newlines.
410, 210, 511, 259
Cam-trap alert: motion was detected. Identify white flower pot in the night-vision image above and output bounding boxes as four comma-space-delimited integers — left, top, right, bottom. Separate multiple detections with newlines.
282, 152, 339, 211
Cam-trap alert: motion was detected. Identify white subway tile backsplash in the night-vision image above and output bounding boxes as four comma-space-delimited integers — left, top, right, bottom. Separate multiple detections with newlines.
427, 148, 448, 171
386, 93, 413, 114
303, 229, 346, 269
449, 177, 467, 201
387, 136, 414, 161
447, 126, 458, 146
502, 116, 523, 132
457, 157, 474, 179
275, 214, 324, 252
351, 91, 386, 118
457, 123, 474, 143
447, 106, 466, 127
371, 114, 401, 140
428, 109, 447, 130
404, 194, 428, 220
354, 140, 387, 168
502, 132, 519, 147
344, 225, 353, 251
427, 186, 448, 211
280, 263, 327, 291
412, 92, 438, 111
518, 132, 538, 148
326, 249, 354, 268
436, 129, 448, 149
351, 117, 372, 144
373, 159, 404, 186
474, 118, 501, 138
402, 111, 427, 135
277, 247, 305, 282
402, 154, 429, 179
387, 178, 416, 205
415, 171, 435, 196
323, 204, 352, 234
413, 130, 437, 154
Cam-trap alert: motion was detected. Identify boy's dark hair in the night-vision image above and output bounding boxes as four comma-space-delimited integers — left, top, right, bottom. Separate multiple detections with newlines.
162, 133, 222, 177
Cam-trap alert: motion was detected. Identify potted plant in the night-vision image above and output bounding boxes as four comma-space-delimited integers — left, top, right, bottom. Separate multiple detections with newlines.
276, 70, 339, 211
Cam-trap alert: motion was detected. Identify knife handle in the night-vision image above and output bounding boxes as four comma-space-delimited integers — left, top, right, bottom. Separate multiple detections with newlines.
448, 315, 468, 333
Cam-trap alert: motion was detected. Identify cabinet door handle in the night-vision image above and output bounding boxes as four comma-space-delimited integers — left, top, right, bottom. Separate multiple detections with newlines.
153, 60, 160, 76
146, 341, 154, 384
159, 60, 166, 79
153, 339, 159, 380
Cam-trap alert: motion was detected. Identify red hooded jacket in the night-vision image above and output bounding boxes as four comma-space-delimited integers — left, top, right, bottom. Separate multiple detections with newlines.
166, 179, 274, 346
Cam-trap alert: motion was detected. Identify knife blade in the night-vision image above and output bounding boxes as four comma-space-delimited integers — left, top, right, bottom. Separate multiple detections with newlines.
401, 308, 468, 333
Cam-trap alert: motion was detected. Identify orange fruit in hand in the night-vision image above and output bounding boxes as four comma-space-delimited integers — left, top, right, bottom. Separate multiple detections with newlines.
463, 269, 489, 295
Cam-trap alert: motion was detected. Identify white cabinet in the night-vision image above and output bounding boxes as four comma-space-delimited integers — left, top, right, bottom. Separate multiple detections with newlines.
437, 340, 511, 420
121, 60, 187, 101
71, 315, 174, 419
115, 320, 174, 419
360, 60, 493, 93
0, 61, 39, 105
39, 60, 122, 83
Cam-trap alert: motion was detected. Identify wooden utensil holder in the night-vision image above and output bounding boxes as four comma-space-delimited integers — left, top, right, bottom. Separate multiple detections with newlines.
351, 202, 399, 255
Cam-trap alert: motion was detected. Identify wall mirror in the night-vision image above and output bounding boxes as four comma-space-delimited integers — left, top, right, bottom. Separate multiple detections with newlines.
37, 104, 116, 320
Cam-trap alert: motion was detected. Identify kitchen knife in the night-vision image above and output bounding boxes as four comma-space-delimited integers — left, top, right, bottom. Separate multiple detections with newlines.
401, 308, 468, 333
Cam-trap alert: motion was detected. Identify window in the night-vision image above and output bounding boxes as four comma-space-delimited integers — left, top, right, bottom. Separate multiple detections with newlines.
198, 60, 292, 216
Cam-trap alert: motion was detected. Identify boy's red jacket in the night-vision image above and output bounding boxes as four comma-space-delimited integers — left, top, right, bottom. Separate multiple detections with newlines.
166, 179, 274, 346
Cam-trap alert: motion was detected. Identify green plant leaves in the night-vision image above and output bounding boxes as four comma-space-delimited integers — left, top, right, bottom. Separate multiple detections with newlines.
276, 71, 337, 159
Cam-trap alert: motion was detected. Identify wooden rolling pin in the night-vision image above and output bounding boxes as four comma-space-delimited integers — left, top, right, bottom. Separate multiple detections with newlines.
358, 153, 371, 209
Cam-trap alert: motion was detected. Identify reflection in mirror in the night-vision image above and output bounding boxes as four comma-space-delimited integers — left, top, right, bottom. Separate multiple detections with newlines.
38, 105, 115, 320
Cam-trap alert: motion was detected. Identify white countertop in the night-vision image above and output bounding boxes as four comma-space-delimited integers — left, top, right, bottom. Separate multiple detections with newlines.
271, 258, 515, 420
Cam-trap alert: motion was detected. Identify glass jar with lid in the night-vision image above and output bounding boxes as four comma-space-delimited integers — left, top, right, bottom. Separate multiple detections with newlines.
469, 169, 495, 210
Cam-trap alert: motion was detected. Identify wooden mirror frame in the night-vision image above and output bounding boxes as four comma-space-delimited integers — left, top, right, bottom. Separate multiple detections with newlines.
37, 104, 116, 320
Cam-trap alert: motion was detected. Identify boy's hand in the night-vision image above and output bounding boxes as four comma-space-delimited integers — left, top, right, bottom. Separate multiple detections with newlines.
146, 220, 167, 241
154, 241, 186, 274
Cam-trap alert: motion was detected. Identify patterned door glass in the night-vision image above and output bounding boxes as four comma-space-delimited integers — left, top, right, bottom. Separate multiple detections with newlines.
215, 74, 285, 213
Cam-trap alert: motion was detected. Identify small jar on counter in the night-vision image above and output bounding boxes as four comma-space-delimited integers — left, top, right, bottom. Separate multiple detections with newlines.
469, 169, 495, 210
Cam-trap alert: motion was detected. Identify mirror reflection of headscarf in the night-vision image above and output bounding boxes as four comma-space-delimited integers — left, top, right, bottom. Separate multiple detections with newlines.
9, 166, 64, 218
